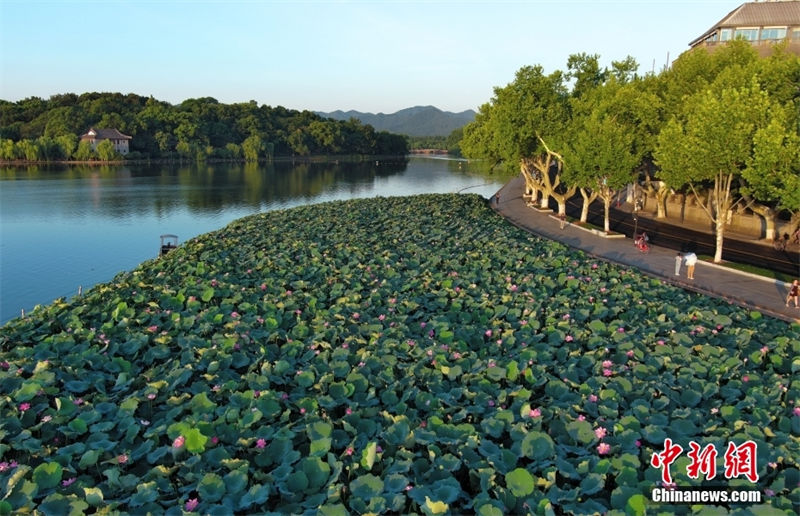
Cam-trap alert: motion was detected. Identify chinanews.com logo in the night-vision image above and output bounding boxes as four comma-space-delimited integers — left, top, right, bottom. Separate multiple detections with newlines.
650, 439, 763, 505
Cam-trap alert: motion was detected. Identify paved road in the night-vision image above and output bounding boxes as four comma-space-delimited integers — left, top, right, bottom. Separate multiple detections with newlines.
561, 195, 799, 277
493, 175, 800, 325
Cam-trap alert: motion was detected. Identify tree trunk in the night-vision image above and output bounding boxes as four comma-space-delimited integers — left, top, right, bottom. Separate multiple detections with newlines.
603, 196, 612, 233
714, 214, 725, 263
710, 172, 734, 263
579, 187, 597, 223
655, 184, 669, 219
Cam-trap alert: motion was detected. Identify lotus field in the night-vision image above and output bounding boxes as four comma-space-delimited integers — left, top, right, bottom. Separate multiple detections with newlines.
0, 194, 798, 515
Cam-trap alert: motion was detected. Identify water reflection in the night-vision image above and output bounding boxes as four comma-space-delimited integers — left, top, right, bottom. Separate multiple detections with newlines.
1, 159, 411, 220
0, 157, 504, 323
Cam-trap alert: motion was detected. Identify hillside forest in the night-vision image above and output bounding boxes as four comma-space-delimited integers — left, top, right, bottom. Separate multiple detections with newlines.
461, 41, 800, 262
0, 97, 409, 161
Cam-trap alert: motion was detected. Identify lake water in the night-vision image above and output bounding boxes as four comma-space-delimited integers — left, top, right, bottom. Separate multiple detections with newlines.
0, 156, 505, 324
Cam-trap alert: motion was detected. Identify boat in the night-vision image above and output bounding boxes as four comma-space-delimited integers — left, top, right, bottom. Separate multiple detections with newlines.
159, 234, 178, 257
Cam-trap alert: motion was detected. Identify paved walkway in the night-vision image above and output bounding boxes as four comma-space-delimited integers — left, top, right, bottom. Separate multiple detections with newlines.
493, 175, 800, 325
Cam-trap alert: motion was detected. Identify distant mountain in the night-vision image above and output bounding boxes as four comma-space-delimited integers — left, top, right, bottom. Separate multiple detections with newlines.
316, 105, 476, 137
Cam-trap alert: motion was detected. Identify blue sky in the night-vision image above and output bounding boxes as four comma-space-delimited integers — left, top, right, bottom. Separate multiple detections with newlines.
1, 0, 743, 114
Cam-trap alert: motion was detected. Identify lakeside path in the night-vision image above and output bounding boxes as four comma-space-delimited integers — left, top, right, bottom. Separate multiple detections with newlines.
493, 174, 800, 325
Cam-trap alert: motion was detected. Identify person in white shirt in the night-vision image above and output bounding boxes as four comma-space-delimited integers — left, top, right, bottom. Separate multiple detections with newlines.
684, 252, 698, 280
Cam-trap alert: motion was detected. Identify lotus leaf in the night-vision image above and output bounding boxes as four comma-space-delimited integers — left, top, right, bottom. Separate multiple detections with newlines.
1, 194, 797, 513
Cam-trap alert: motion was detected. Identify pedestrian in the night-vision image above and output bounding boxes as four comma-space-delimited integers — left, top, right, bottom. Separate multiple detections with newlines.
786, 279, 800, 308
684, 251, 698, 280
792, 227, 800, 245
674, 252, 682, 276
559, 212, 566, 229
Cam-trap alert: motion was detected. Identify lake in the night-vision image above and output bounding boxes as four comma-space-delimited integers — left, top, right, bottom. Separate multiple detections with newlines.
0, 156, 505, 324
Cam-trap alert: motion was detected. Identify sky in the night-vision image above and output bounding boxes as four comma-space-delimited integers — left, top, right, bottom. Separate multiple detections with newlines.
0, 0, 744, 114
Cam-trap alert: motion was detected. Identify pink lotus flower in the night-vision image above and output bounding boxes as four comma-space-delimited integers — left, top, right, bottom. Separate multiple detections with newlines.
657, 339, 665, 345
484, 329, 492, 337
19, 402, 30, 412
185, 498, 199, 512
117, 454, 128, 464
597, 442, 611, 455
211, 436, 219, 444
529, 408, 541, 418
256, 438, 266, 449
602, 360, 613, 368
793, 406, 800, 417
594, 427, 607, 439
617, 327, 625, 333
626, 350, 634, 357
743, 375, 749, 382
603, 369, 613, 377
62, 477, 77, 487
173, 435, 185, 448
565, 335, 574, 342
352, 313, 360, 320
147, 325, 158, 332
588, 394, 598, 403
345, 447, 354, 456
578, 414, 586, 421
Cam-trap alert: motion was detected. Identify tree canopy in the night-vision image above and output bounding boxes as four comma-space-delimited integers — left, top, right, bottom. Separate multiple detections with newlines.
461, 45, 800, 260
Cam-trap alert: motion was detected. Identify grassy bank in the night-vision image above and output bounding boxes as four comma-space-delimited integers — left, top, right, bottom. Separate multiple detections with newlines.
1, 194, 798, 514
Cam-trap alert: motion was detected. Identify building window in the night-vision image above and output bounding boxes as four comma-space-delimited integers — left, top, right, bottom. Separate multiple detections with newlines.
793, 29, 800, 40
720, 29, 733, 41
760, 27, 787, 40
734, 28, 759, 41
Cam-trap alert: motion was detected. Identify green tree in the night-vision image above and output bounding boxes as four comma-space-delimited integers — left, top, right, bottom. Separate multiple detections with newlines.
564, 113, 637, 232
96, 139, 117, 161
654, 77, 795, 262
462, 65, 572, 213
566, 53, 607, 99
74, 140, 94, 161
17, 139, 41, 161
54, 134, 77, 160
0, 138, 18, 160
242, 134, 264, 161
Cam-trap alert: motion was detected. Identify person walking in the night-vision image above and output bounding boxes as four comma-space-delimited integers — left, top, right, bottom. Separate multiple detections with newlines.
684, 252, 698, 280
787, 279, 800, 308
559, 212, 566, 229
674, 252, 682, 276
